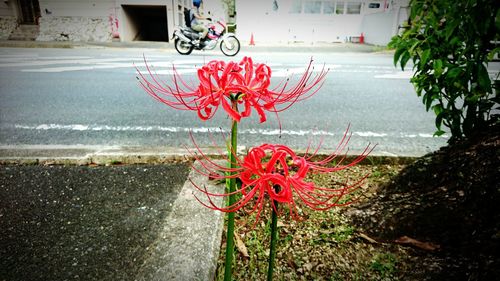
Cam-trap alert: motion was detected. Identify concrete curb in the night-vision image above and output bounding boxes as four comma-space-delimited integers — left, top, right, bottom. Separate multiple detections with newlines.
135, 160, 225, 281
0, 145, 418, 166
0, 146, 184, 165
0, 145, 247, 165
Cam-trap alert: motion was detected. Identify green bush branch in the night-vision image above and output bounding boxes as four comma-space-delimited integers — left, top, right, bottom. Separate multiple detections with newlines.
390, 0, 499, 143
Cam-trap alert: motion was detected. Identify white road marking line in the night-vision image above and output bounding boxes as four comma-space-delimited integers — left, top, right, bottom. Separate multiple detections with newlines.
374, 71, 414, 79
22, 63, 135, 73
0, 57, 140, 68
136, 69, 198, 75
359, 65, 394, 69
10, 123, 448, 138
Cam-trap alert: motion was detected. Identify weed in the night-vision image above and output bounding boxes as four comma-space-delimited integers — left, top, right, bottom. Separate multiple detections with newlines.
371, 169, 382, 178
108, 160, 122, 165
329, 272, 343, 281
332, 225, 355, 242
370, 252, 397, 278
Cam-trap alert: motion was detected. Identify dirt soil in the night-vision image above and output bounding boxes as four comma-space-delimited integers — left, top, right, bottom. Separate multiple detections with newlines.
215, 123, 499, 280
348, 123, 500, 280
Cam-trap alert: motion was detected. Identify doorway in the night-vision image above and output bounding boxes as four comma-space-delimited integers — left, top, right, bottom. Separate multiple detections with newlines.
17, 0, 41, 24
122, 5, 169, 42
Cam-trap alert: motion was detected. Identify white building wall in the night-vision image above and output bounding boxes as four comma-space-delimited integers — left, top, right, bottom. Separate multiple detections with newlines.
34, 0, 185, 42
40, 0, 114, 17
237, 0, 373, 43
360, 0, 408, 45
0, 1, 17, 39
37, 0, 114, 41
360, 10, 394, 45
236, 0, 406, 45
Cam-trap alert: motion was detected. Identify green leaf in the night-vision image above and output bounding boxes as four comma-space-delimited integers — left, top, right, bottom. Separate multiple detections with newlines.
420, 49, 431, 68
477, 64, 492, 92
433, 104, 444, 116
449, 36, 461, 46
487, 47, 500, 61
400, 51, 411, 70
496, 8, 500, 31
445, 20, 459, 40
433, 59, 443, 77
433, 130, 446, 137
424, 92, 436, 111
394, 46, 406, 67
387, 36, 399, 49
465, 94, 480, 104
453, 81, 464, 90
435, 111, 445, 130
446, 67, 462, 79
409, 40, 420, 53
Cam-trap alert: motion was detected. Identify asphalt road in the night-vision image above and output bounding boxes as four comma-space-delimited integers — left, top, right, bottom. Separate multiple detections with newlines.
0, 46, 448, 156
0, 163, 190, 281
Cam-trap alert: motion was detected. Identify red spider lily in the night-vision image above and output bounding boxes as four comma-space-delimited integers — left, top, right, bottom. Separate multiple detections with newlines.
136, 56, 327, 124
187, 127, 375, 225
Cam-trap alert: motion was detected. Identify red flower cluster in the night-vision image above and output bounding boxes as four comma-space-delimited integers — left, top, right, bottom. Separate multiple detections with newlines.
188, 128, 374, 224
137, 56, 327, 123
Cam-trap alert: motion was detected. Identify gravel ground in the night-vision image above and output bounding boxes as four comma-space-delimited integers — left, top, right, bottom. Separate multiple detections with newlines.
0, 163, 189, 281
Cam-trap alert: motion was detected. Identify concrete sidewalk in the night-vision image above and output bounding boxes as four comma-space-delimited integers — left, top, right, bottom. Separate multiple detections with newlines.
0, 39, 384, 53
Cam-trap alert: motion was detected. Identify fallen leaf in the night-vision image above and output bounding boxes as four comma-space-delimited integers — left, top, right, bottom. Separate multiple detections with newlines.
395, 236, 440, 251
303, 262, 313, 271
286, 254, 298, 269
358, 232, 379, 244
234, 231, 249, 257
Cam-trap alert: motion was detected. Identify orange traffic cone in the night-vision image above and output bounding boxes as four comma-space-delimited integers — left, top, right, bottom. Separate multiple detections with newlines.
249, 33, 255, 46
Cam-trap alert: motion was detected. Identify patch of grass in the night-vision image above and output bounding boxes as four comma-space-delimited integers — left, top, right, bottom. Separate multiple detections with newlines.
370, 252, 398, 278
332, 225, 355, 242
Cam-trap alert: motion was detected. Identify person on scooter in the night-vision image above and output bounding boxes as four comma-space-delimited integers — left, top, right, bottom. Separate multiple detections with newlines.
190, 0, 211, 46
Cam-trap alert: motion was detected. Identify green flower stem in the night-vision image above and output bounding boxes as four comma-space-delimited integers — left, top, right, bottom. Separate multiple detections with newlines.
267, 200, 279, 281
224, 100, 239, 281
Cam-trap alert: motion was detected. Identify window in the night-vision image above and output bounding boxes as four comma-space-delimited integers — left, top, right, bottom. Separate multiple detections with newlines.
368, 3, 380, 8
304, 1, 322, 14
289, 0, 302, 13
346, 2, 361, 14
335, 2, 344, 14
323, 1, 335, 14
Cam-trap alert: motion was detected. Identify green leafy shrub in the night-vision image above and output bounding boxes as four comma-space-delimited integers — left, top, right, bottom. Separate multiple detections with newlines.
390, 0, 499, 143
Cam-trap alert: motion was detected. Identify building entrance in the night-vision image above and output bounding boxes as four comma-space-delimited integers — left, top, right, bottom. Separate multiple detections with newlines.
18, 0, 41, 24
122, 5, 169, 42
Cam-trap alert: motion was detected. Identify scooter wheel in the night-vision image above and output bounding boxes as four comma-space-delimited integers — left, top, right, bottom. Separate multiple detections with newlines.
174, 38, 194, 55
220, 36, 240, 56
